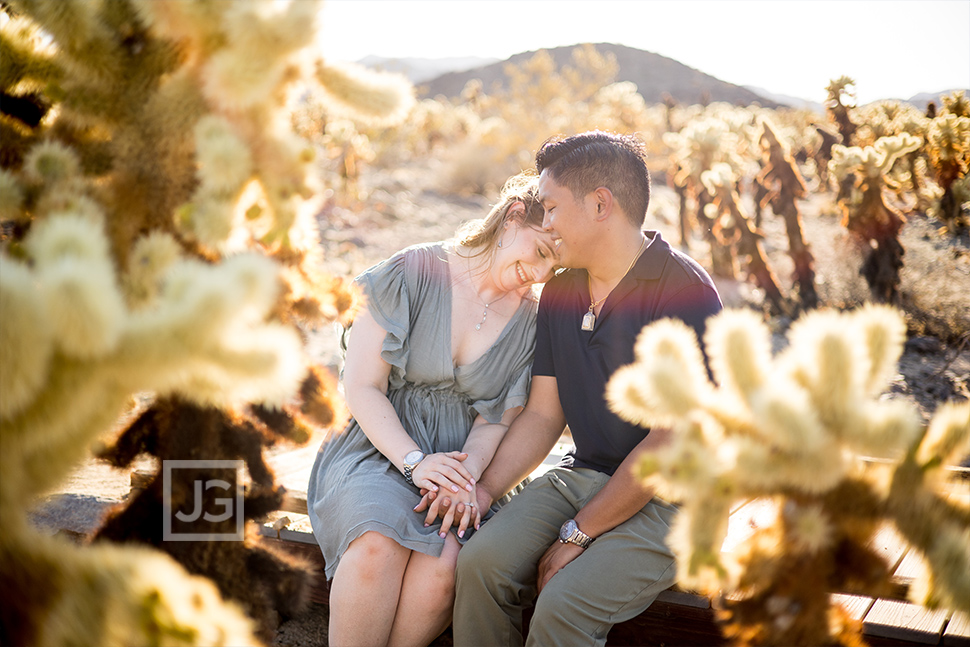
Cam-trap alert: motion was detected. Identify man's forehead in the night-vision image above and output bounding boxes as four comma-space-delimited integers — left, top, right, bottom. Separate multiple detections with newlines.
537, 171, 564, 200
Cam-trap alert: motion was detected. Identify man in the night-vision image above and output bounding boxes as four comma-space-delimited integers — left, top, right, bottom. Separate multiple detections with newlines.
452, 131, 723, 646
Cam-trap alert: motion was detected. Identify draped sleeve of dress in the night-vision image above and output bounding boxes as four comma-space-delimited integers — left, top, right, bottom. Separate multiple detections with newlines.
307, 242, 537, 579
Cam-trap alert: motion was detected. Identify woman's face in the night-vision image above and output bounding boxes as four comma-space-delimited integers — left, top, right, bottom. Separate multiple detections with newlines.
490, 220, 561, 293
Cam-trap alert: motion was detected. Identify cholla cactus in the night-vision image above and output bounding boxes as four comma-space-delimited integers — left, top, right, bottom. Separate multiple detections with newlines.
1, 0, 409, 644
663, 106, 751, 272
829, 134, 922, 304
700, 163, 786, 313
825, 76, 859, 145
607, 306, 970, 646
756, 118, 819, 309
854, 101, 931, 202
925, 95, 970, 232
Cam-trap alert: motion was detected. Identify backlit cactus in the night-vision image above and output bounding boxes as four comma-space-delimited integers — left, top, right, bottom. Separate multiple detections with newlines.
925, 93, 970, 232
756, 118, 819, 309
607, 306, 970, 646
700, 162, 786, 313
825, 76, 859, 145
1, 0, 410, 644
663, 105, 752, 275
829, 134, 922, 304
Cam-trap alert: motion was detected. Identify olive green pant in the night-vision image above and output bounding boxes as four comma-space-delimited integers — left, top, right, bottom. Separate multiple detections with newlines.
454, 468, 678, 647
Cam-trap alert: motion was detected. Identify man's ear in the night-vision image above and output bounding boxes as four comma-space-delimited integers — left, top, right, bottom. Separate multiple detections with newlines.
592, 188, 613, 221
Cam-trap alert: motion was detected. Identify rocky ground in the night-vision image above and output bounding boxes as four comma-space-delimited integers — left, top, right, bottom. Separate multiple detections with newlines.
31, 156, 969, 647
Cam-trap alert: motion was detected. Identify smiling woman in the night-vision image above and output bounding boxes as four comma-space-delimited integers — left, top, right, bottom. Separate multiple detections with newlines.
305, 172, 558, 647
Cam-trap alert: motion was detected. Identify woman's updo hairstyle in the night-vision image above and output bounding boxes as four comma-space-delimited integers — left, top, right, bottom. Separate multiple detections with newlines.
455, 172, 545, 258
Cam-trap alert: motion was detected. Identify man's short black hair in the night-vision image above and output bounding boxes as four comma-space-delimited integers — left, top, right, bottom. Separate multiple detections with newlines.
535, 131, 651, 227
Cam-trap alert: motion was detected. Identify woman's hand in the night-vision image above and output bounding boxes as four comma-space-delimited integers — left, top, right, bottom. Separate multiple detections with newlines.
411, 451, 476, 495
414, 485, 484, 538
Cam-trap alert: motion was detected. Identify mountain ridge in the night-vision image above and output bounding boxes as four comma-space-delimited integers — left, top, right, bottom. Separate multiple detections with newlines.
359, 44, 967, 112
415, 42, 783, 108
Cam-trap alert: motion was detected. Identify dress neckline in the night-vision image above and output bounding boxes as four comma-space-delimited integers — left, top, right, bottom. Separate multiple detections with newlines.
441, 244, 530, 372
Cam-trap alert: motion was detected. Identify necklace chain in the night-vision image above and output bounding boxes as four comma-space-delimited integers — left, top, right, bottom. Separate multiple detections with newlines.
474, 290, 507, 331
583, 235, 647, 331
463, 256, 510, 331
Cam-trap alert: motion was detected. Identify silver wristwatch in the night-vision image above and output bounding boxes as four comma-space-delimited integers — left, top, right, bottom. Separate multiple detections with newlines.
559, 518, 593, 549
402, 450, 425, 485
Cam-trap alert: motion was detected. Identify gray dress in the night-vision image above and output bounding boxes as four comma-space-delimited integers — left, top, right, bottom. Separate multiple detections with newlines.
307, 242, 537, 579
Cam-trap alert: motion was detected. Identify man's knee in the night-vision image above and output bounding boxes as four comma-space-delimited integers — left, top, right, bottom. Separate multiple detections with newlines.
456, 531, 494, 584
529, 582, 608, 646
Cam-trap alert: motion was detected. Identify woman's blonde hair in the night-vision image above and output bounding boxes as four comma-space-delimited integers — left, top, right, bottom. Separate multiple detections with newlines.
455, 172, 546, 259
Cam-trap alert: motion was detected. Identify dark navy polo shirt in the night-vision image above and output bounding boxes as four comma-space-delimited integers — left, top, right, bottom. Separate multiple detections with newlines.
532, 231, 723, 475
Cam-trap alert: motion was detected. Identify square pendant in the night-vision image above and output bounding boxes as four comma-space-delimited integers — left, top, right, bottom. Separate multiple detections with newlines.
581, 311, 595, 331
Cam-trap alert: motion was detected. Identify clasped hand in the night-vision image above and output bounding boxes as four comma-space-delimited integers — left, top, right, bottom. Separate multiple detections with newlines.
410, 450, 475, 496
413, 483, 492, 539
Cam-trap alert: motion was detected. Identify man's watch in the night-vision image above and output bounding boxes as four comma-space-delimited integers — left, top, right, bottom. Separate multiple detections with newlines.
402, 450, 425, 485
559, 518, 593, 549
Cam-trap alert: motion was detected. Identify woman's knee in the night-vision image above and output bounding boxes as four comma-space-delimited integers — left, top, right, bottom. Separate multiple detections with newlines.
343, 531, 407, 579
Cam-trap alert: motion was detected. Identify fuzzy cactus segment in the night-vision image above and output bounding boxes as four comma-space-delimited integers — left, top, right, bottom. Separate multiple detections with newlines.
1, 0, 410, 642
607, 306, 970, 644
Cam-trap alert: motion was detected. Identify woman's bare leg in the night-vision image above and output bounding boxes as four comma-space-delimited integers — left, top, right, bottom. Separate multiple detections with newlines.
329, 531, 411, 647
387, 532, 462, 647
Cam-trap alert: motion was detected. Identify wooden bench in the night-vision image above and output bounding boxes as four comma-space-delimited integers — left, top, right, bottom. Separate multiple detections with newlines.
257, 491, 970, 646
123, 445, 968, 646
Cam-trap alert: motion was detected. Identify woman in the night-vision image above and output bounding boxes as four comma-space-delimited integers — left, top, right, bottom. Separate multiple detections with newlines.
307, 173, 560, 647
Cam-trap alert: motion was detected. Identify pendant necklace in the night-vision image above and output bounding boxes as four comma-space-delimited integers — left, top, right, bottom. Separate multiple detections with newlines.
582, 236, 647, 331
474, 290, 508, 330
467, 266, 509, 331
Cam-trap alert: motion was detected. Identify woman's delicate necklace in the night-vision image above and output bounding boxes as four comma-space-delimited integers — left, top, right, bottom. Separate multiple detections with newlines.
474, 291, 507, 331
465, 259, 509, 331
582, 236, 647, 331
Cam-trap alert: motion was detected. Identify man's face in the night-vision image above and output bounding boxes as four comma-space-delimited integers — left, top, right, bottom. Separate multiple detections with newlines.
537, 170, 594, 269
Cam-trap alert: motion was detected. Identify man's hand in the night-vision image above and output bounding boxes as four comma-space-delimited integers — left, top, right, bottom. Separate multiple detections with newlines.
414, 483, 495, 534
537, 540, 585, 593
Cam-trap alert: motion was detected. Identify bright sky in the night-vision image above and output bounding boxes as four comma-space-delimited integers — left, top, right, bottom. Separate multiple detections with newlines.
317, 0, 970, 104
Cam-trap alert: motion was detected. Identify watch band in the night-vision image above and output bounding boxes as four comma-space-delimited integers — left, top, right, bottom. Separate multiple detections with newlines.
403, 462, 417, 485
563, 527, 593, 549
403, 450, 424, 485
559, 519, 594, 549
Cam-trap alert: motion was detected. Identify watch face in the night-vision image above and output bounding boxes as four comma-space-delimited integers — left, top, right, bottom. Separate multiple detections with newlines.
560, 519, 577, 542
404, 450, 424, 465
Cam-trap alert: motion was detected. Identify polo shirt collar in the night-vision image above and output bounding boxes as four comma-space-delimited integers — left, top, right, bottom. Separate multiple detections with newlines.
628, 230, 668, 281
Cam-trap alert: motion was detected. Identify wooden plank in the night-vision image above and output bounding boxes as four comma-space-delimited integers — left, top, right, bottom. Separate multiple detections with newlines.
607, 599, 723, 646
864, 598, 949, 644
944, 611, 970, 647
869, 523, 910, 575
894, 549, 928, 584
280, 488, 309, 515
267, 444, 318, 484
720, 497, 778, 554
832, 593, 875, 623
656, 587, 710, 609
